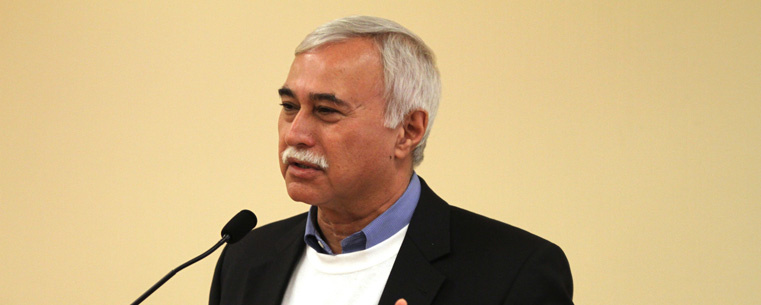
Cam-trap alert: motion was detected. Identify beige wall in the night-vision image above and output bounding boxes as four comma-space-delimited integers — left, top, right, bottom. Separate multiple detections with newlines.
2, 1, 759, 304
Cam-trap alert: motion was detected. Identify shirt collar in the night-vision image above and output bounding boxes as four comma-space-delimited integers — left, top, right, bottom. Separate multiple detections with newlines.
304, 172, 421, 255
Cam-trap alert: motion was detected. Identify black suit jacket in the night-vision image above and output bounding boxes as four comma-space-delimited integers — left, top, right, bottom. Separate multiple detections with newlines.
210, 178, 574, 305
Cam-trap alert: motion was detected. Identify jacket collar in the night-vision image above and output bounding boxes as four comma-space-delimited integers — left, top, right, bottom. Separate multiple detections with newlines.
242, 176, 451, 305
378, 176, 450, 305
241, 215, 307, 305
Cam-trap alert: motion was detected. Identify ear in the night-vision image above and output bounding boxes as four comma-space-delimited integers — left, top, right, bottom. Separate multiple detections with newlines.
394, 109, 428, 160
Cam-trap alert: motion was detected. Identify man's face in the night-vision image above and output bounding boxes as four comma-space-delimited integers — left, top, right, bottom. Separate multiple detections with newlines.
278, 38, 400, 210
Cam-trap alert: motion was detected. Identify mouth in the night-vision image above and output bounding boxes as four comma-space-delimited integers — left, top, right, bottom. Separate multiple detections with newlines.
281, 146, 329, 173
287, 158, 324, 171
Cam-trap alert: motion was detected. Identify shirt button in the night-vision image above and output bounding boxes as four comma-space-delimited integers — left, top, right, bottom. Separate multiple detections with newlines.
318, 240, 325, 249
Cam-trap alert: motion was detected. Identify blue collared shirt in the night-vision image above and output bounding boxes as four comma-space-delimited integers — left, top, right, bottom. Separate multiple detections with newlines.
304, 173, 421, 255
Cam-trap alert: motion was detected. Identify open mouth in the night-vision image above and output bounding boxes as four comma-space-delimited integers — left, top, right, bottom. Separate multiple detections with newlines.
293, 162, 313, 169
289, 159, 322, 170
281, 147, 328, 170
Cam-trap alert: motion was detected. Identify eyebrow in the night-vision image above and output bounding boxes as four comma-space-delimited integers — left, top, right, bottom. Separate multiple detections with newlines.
310, 93, 349, 108
278, 86, 349, 108
278, 87, 295, 98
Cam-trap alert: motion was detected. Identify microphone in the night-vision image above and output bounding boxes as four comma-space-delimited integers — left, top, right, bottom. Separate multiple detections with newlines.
221, 209, 258, 244
131, 210, 257, 305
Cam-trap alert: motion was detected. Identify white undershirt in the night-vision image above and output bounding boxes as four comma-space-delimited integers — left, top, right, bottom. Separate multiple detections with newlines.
281, 225, 408, 305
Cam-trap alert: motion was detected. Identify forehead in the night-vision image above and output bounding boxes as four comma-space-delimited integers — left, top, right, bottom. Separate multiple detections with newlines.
284, 38, 384, 102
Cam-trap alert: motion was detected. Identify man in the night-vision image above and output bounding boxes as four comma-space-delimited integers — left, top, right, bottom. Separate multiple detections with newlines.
210, 16, 573, 305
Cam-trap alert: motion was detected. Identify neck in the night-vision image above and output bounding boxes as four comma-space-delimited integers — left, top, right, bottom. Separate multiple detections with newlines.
316, 171, 412, 254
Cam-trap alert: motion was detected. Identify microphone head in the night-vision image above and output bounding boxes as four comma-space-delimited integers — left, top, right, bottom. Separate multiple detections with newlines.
221, 210, 257, 244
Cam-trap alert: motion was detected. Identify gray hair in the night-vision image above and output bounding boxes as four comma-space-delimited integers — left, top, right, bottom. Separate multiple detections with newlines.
295, 16, 441, 167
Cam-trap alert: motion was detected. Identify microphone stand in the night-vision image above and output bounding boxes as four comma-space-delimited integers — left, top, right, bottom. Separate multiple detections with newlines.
131, 234, 231, 305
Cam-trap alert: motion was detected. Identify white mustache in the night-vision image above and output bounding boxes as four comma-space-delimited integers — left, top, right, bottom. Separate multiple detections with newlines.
281, 147, 329, 170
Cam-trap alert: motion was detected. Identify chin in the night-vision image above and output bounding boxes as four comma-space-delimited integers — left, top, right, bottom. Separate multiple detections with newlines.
285, 183, 325, 206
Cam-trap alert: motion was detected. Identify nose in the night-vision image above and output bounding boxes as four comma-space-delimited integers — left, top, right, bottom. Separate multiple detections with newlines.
283, 110, 316, 148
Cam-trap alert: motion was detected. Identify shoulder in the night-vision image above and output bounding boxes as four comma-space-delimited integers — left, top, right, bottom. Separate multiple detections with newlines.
448, 205, 554, 252
240, 212, 307, 242
418, 177, 557, 254
417, 177, 568, 272
417, 182, 573, 301
223, 212, 307, 262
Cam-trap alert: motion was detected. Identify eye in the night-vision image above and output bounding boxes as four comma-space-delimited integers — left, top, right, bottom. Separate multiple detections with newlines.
315, 106, 339, 115
280, 102, 298, 112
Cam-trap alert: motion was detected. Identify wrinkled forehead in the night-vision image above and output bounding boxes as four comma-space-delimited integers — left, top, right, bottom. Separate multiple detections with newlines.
285, 38, 385, 102
297, 37, 381, 74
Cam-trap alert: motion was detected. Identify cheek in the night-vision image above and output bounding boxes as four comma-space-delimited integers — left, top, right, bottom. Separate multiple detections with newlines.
328, 128, 395, 165
277, 123, 288, 174
277, 122, 290, 148
277, 119, 286, 139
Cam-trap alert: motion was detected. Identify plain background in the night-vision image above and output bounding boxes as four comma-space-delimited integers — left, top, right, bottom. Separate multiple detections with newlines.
2, 1, 759, 304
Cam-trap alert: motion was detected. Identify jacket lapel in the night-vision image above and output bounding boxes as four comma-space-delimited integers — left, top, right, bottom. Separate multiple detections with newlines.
241, 216, 306, 305
378, 177, 450, 305
240, 178, 450, 305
